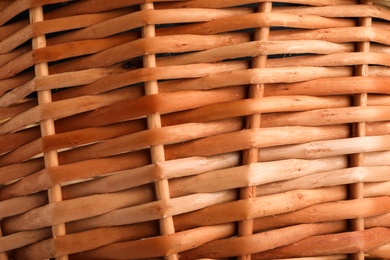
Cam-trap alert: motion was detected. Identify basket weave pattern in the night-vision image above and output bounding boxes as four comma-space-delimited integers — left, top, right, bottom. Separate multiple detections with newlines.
1, 0, 390, 259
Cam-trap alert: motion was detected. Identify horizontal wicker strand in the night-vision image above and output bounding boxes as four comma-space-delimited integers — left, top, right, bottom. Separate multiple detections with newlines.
251, 227, 390, 259
180, 222, 347, 259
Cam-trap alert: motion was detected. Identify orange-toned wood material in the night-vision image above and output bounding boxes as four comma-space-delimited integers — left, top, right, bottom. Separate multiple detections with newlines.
0, 1, 390, 259
237, 2, 272, 260
0, 227, 7, 260
141, 2, 178, 260
350, 1, 372, 260
29, 5, 69, 260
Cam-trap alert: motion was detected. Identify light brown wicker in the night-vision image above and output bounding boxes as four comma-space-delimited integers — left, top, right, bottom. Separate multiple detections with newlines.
0, 0, 390, 259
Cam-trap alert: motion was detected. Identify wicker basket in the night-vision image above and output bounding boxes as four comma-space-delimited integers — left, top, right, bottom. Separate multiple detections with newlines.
1, 0, 390, 259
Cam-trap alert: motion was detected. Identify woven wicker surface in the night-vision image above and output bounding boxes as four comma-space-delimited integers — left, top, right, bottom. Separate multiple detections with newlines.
0, 0, 390, 259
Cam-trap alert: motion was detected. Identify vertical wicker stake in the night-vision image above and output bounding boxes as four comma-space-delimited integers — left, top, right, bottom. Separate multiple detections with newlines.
29, 6, 69, 260
0, 227, 8, 260
141, 3, 178, 260
350, 0, 372, 259
237, 2, 272, 260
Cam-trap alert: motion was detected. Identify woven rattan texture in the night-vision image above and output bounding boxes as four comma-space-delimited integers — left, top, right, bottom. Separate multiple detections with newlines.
1, 0, 390, 259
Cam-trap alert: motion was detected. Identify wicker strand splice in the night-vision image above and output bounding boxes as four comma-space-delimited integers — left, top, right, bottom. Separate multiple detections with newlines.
0, 1, 390, 260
